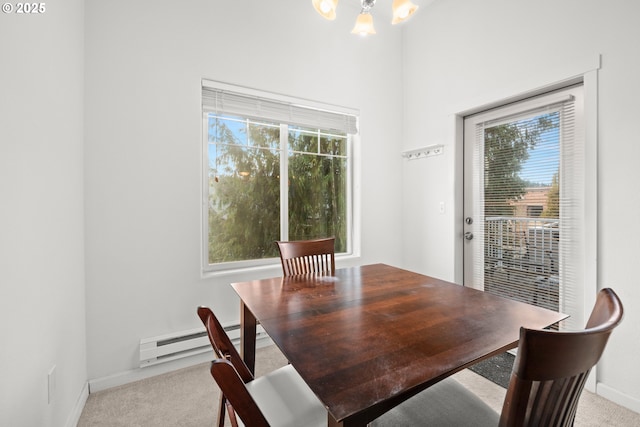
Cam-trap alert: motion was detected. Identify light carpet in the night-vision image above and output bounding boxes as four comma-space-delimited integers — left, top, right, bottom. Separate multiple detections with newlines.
78, 345, 640, 426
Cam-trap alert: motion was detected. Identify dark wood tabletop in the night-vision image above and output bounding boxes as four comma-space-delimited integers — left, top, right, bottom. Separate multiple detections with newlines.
231, 263, 568, 427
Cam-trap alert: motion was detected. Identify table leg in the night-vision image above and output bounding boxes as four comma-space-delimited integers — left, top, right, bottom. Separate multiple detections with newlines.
240, 301, 257, 375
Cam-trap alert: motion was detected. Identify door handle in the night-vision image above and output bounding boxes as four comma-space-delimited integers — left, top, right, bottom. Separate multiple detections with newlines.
464, 232, 474, 241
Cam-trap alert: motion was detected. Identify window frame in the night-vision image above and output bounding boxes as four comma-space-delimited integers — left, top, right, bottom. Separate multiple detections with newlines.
201, 80, 360, 274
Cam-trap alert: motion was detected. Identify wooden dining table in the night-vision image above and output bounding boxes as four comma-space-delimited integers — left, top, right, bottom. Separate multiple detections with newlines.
231, 263, 568, 427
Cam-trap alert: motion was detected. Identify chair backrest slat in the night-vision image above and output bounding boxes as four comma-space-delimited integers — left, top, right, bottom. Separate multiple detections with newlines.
275, 237, 335, 276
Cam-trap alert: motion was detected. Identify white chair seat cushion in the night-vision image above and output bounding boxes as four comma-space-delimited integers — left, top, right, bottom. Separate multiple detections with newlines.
244, 364, 327, 427
372, 377, 500, 427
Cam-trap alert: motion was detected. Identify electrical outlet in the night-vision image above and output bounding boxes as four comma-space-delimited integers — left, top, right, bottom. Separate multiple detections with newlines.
48, 365, 56, 404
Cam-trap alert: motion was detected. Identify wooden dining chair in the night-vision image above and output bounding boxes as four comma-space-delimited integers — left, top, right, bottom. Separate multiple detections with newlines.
372, 288, 624, 427
197, 306, 327, 427
274, 237, 335, 276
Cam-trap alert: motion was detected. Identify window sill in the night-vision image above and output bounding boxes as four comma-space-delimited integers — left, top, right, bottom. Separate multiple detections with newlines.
201, 253, 361, 280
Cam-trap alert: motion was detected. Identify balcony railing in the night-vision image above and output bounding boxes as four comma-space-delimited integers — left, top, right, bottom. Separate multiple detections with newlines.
484, 217, 559, 311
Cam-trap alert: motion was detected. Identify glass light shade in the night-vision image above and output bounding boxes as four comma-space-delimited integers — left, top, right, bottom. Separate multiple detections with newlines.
351, 13, 376, 36
312, 0, 338, 20
391, 0, 419, 24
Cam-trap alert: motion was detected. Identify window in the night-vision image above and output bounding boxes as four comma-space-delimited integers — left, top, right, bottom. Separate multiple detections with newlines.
202, 81, 358, 272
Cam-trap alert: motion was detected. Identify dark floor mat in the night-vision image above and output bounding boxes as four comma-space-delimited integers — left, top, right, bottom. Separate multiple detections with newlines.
468, 352, 515, 388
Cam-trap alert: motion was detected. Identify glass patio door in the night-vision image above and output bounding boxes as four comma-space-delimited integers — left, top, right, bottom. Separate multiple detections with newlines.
463, 85, 585, 330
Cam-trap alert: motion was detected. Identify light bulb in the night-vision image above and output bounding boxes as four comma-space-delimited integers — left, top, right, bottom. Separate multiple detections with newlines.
320, 0, 331, 13
351, 13, 376, 36
391, 0, 419, 25
312, 0, 338, 20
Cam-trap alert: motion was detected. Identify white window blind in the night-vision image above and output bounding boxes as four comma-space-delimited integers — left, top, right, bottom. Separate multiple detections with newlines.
467, 86, 585, 331
202, 86, 358, 135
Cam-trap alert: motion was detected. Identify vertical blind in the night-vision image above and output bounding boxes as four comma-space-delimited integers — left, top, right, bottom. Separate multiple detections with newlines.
469, 86, 584, 331
202, 85, 358, 135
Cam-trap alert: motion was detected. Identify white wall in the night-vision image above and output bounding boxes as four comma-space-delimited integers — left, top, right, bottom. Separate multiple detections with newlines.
0, 1, 87, 426
84, 0, 404, 383
402, 0, 640, 412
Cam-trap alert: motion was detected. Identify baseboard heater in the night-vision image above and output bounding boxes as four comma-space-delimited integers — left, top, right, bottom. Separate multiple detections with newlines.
139, 323, 267, 368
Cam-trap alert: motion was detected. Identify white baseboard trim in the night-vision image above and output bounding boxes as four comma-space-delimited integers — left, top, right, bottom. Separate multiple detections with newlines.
597, 382, 640, 414
89, 336, 273, 393
66, 382, 89, 427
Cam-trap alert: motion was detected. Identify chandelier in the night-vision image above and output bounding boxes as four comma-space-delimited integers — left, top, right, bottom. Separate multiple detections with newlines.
312, 0, 419, 36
